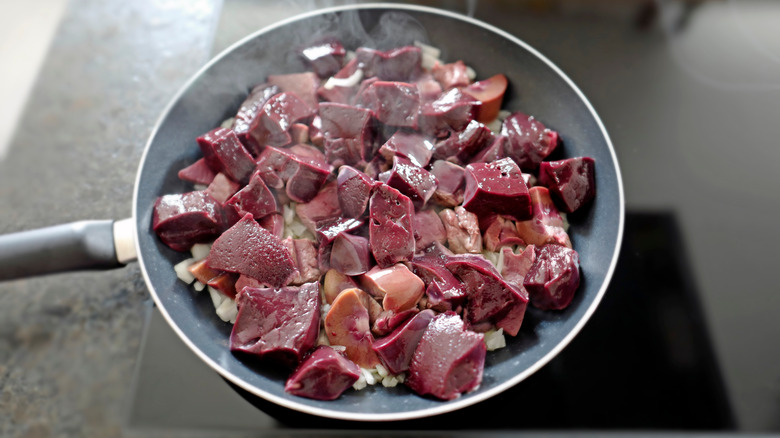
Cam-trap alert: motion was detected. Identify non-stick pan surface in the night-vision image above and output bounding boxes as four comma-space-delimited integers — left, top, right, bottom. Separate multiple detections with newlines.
134, 4, 624, 421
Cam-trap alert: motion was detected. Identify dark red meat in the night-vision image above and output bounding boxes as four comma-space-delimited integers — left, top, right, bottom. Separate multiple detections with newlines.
462, 158, 532, 221
178, 158, 217, 185
405, 312, 486, 400
248, 92, 316, 149
524, 244, 580, 310
206, 213, 297, 287
501, 111, 559, 171
373, 309, 435, 375
230, 282, 320, 367
356, 46, 422, 82
196, 127, 256, 184
152, 191, 223, 251
384, 156, 438, 209
336, 165, 375, 218
538, 156, 596, 213
285, 346, 360, 400
301, 38, 347, 78
369, 184, 415, 267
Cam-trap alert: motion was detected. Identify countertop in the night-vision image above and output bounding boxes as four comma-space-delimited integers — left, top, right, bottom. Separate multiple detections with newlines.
1, 0, 780, 436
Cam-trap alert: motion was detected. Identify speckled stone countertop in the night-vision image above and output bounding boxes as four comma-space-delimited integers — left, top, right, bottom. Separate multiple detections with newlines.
0, 1, 221, 435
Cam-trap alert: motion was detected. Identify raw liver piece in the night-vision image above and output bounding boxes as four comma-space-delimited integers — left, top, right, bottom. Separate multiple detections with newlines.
231, 84, 280, 148
248, 92, 316, 149
301, 38, 347, 78
206, 213, 297, 287
463, 158, 532, 221
319, 102, 375, 167
255, 144, 332, 203
329, 233, 371, 276
446, 254, 528, 330
178, 158, 216, 185
431, 60, 470, 90
357, 81, 420, 128
196, 127, 256, 184
406, 312, 486, 400
285, 346, 360, 401
268, 72, 319, 110
205, 173, 241, 204
258, 213, 284, 239
356, 46, 422, 82
378, 131, 434, 168
417, 88, 479, 135
325, 288, 381, 368
385, 156, 438, 209
360, 263, 424, 312
439, 207, 482, 254
538, 156, 596, 213
410, 255, 467, 312
482, 215, 524, 252
337, 166, 375, 218
524, 244, 580, 310
295, 182, 343, 234
316, 217, 363, 271
373, 309, 435, 375
412, 209, 447, 251
372, 308, 418, 336
500, 245, 536, 289
282, 238, 321, 285
501, 111, 559, 170
470, 135, 506, 164
433, 120, 495, 164
369, 184, 416, 267
515, 187, 571, 248
152, 191, 223, 251
430, 160, 466, 207
322, 269, 359, 304
226, 171, 279, 220
230, 282, 320, 367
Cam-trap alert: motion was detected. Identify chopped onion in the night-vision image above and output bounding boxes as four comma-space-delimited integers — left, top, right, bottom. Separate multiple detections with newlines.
220, 117, 235, 129
216, 298, 238, 323
193, 281, 205, 292
484, 328, 506, 351
190, 242, 212, 260
421, 53, 439, 71
193, 184, 207, 191
466, 65, 477, 80
381, 376, 399, 387
323, 69, 363, 90
208, 286, 226, 310
487, 118, 502, 133
414, 40, 441, 59
174, 258, 196, 284
362, 368, 376, 385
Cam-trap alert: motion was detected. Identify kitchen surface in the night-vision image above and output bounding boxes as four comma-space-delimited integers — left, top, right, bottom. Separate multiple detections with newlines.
1, 0, 779, 436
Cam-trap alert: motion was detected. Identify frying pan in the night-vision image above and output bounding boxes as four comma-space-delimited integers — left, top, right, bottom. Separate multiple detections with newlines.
0, 4, 624, 421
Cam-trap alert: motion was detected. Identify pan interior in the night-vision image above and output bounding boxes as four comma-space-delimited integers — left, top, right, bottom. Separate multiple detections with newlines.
133, 4, 623, 421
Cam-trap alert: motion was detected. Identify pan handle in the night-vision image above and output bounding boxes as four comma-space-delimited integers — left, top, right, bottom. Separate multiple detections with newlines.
0, 218, 137, 281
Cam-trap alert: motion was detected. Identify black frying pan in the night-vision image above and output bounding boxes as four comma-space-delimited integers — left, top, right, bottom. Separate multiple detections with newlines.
0, 4, 624, 421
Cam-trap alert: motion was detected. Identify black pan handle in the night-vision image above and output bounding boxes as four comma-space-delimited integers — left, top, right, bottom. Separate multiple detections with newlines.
0, 219, 136, 281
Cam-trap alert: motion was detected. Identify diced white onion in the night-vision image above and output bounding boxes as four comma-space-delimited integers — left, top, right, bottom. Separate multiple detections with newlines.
208, 286, 226, 310
496, 248, 506, 274
216, 298, 238, 323
316, 331, 330, 346
421, 53, 439, 71
345, 50, 356, 61
193, 184, 207, 191
485, 328, 507, 351
323, 68, 363, 90
466, 65, 477, 80
414, 40, 441, 59
375, 364, 388, 378
353, 374, 367, 390
381, 376, 399, 387
561, 212, 570, 232
498, 110, 512, 121
282, 204, 295, 225
487, 118, 502, 133
331, 345, 346, 352
190, 242, 212, 260
193, 281, 205, 292
220, 117, 235, 129
174, 258, 196, 284
362, 368, 376, 385
288, 221, 308, 238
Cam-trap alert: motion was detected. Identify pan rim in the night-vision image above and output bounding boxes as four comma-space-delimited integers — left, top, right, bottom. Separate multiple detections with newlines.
133, 2, 625, 422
